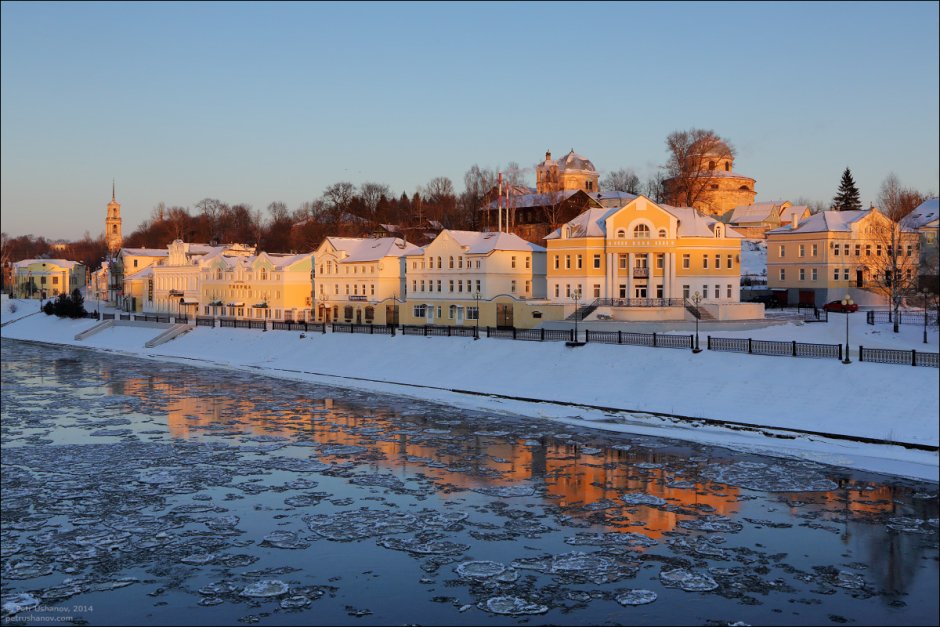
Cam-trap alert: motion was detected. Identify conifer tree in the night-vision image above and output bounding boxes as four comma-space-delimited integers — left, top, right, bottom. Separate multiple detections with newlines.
831, 167, 862, 211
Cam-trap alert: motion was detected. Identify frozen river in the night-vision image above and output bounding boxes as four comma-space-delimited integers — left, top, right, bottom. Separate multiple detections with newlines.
1, 340, 938, 625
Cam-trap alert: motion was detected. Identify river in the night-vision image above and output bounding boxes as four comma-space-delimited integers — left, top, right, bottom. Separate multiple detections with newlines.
1, 340, 937, 625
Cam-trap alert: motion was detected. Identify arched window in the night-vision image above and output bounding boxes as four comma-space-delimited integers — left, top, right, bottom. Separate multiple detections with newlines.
739, 185, 750, 191
658, 229, 667, 238
437, 257, 442, 269
715, 225, 723, 237
724, 162, 730, 172
616, 229, 626, 238
709, 160, 716, 170
449, 256, 454, 268
215, 268, 222, 280
633, 224, 651, 239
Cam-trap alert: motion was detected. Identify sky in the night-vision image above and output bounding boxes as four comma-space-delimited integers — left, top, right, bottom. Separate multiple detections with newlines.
1, 1, 938, 241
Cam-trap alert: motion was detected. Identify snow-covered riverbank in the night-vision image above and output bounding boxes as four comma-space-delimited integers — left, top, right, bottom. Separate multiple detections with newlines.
2, 303, 937, 481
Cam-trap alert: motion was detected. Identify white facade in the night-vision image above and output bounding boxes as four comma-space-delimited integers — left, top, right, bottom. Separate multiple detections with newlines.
313, 237, 420, 323
147, 241, 253, 315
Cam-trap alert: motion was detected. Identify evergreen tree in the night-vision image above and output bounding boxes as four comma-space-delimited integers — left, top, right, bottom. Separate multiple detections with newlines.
831, 167, 862, 211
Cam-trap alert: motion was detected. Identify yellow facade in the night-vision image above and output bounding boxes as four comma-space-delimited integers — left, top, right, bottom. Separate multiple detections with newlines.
767, 208, 920, 305
546, 196, 742, 304
13, 259, 86, 300
535, 149, 599, 194
105, 186, 123, 254
199, 252, 314, 321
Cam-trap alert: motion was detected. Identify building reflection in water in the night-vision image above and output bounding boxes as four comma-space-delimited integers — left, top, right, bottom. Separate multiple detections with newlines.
108, 369, 908, 541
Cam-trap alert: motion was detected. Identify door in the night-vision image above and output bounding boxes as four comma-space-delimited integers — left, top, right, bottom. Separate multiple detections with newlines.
356, 308, 362, 324
799, 290, 815, 306
385, 304, 399, 327
456, 306, 464, 325
856, 269, 864, 288
496, 303, 513, 329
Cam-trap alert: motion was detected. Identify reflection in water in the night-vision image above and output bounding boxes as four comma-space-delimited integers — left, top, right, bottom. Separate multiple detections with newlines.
3, 341, 938, 626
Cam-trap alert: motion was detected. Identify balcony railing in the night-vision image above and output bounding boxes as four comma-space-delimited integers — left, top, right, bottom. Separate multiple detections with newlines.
348, 295, 367, 301
632, 267, 649, 278
593, 298, 685, 308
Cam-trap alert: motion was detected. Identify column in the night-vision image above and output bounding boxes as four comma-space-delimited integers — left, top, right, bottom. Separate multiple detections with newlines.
647, 253, 654, 298
606, 252, 615, 300
627, 253, 635, 301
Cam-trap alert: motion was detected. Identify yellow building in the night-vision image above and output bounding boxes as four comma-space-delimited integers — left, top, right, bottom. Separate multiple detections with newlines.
314, 237, 421, 324
114, 247, 167, 311
545, 196, 752, 321
535, 149, 599, 194
105, 183, 123, 254
13, 259, 86, 300
767, 208, 920, 306
199, 251, 314, 321
723, 201, 811, 239
400, 229, 563, 328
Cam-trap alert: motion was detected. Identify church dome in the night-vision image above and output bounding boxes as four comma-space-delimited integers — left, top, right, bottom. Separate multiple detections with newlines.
558, 149, 595, 172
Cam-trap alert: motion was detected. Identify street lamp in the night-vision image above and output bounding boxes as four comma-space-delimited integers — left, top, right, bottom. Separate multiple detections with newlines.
691, 291, 703, 353
922, 288, 931, 345
572, 288, 581, 342
841, 294, 854, 364
474, 291, 481, 340
178, 297, 184, 322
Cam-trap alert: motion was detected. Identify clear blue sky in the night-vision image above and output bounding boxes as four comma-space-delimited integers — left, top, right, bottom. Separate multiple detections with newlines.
2, 1, 938, 240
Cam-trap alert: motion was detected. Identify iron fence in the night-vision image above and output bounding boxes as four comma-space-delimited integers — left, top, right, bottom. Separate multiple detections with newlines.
859, 346, 939, 368
218, 317, 236, 328
707, 336, 842, 360
585, 329, 693, 349
351, 324, 393, 335
592, 298, 686, 308
196, 316, 214, 327
866, 310, 939, 325
102, 313, 115, 320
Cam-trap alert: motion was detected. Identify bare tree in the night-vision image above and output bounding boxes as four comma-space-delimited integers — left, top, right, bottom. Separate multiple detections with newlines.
267, 201, 288, 222
873, 175, 927, 331
602, 168, 641, 194
644, 172, 666, 203
460, 165, 497, 230
359, 182, 391, 219
540, 191, 569, 231
663, 129, 734, 210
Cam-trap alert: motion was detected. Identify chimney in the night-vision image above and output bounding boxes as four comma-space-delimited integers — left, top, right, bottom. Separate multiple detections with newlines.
791, 213, 799, 230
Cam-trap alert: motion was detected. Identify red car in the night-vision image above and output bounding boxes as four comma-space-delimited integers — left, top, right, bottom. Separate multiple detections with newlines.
822, 300, 859, 313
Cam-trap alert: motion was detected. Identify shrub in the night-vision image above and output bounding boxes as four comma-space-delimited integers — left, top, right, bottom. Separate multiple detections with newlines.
43, 301, 55, 316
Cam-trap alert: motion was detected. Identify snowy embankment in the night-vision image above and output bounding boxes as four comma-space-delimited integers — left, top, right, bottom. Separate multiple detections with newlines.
2, 303, 938, 481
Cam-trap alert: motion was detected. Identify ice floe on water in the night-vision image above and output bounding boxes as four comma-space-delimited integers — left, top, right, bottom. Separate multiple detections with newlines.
700, 460, 839, 493
480, 595, 548, 615
660, 568, 720, 592
616, 589, 658, 606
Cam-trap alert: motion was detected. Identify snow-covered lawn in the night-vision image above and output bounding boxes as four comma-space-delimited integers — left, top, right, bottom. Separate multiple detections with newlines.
2, 312, 937, 481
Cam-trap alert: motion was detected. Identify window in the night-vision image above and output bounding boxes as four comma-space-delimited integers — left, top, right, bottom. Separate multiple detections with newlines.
565, 284, 571, 297
703, 256, 709, 269
525, 256, 530, 269
134, 259, 138, 268
833, 268, 840, 280
413, 304, 426, 317
715, 255, 721, 269
682, 254, 690, 269
702, 285, 708, 299
714, 285, 719, 299
656, 285, 664, 298
855, 244, 861, 256
833, 244, 840, 256
554, 256, 559, 269
876, 245, 882, 256
511, 280, 516, 293
812, 244, 818, 256
843, 268, 850, 280
511, 256, 516, 269
593, 284, 600, 298
458, 280, 463, 293
799, 268, 805, 281
727, 254, 733, 269
633, 224, 651, 238
593, 254, 601, 269
780, 269, 786, 280
475, 280, 480, 292
658, 229, 667, 238
576, 254, 583, 269
683, 285, 690, 299
619, 284, 627, 298
616, 229, 626, 238
843, 244, 849, 256
437, 257, 442, 268
906, 244, 913, 257
554, 284, 560, 297
726, 284, 732, 298
458, 256, 463, 268
812, 268, 818, 281
779, 245, 786, 257
412, 280, 417, 292
865, 244, 871, 256
449, 256, 454, 269
467, 307, 479, 320
525, 280, 530, 293
799, 244, 805, 258
448, 305, 456, 319
657, 254, 664, 269
448, 280, 454, 292
619, 254, 628, 269
565, 255, 571, 269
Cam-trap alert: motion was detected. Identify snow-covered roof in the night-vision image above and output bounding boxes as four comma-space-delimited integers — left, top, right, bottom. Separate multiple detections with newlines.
265, 253, 314, 268
691, 170, 755, 181
443, 230, 546, 254
555, 149, 596, 172
326, 237, 421, 263
727, 202, 779, 224
766, 210, 890, 234
124, 265, 155, 281
902, 197, 939, 229
591, 191, 637, 207
661, 205, 744, 238
484, 189, 601, 211
13, 258, 83, 269
779, 205, 809, 223
121, 247, 168, 257
546, 199, 742, 240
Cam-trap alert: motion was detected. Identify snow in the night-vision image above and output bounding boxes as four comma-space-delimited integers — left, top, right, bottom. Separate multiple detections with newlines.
740, 239, 768, 277
2, 304, 937, 481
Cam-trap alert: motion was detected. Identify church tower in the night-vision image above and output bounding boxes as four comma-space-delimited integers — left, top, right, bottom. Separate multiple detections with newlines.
105, 181, 123, 254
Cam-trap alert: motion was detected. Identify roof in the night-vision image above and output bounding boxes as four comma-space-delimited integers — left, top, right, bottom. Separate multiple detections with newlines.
779, 205, 809, 223
591, 191, 637, 207
546, 198, 743, 240
902, 197, 939, 229
556, 149, 595, 172
124, 265, 155, 281
484, 189, 601, 211
766, 209, 910, 234
437, 230, 546, 254
727, 202, 778, 224
13, 258, 83, 269
121, 247, 168, 257
326, 237, 421, 263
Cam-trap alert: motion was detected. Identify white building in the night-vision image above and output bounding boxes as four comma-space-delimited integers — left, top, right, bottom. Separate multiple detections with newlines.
147, 240, 254, 316
314, 237, 421, 324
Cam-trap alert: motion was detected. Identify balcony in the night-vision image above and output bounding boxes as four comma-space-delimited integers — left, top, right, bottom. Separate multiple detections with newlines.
632, 267, 649, 279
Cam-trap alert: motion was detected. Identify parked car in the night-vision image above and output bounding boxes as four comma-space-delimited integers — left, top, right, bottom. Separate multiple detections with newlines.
822, 300, 859, 313
746, 294, 779, 308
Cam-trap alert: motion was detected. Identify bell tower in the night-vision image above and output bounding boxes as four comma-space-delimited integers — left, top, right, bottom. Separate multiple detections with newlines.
105, 180, 123, 254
